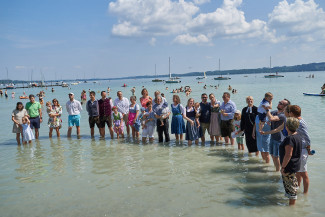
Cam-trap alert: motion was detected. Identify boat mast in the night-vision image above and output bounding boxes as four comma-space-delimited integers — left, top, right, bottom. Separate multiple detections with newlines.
6, 67, 9, 81
219, 58, 222, 77
169, 57, 171, 79
155, 64, 157, 78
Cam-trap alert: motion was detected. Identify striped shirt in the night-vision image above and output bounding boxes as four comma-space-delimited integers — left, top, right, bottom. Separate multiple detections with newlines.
297, 118, 310, 149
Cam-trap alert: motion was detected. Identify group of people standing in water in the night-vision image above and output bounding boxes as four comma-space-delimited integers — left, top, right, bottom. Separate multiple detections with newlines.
11, 87, 312, 206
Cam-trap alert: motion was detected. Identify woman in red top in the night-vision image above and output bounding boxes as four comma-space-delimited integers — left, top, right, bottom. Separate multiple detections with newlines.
140, 88, 152, 109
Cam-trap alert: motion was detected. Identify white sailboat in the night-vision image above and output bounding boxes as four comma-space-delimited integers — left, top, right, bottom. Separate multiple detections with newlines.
214, 58, 231, 80
196, 71, 207, 80
165, 57, 181, 83
264, 56, 284, 78
152, 64, 163, 82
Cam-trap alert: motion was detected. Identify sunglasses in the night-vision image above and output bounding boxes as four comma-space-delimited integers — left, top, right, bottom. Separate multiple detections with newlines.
278, 101, 284, 105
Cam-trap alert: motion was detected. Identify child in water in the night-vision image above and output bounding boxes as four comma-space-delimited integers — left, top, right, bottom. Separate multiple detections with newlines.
194, 102, 201, 117
193, 102, 201, 127
139, 107, 147, 129
46, 101, 57, 126
112, 106, 124, 139
257, 92, 273, 132
232, 110, 244, 150
21, 117, 35, 144
159, 105, 168, 126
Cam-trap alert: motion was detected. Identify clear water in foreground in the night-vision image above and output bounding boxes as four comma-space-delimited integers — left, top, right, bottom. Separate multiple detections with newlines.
0, 71, 324, 217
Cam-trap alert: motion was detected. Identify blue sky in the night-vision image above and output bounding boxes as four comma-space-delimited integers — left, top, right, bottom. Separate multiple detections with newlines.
1, 0, 325, 81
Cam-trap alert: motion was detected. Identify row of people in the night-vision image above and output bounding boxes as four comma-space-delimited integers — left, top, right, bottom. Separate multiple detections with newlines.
11, 89, 311, 205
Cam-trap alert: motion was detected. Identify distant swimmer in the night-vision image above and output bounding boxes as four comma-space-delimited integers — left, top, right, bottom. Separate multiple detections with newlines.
131, 87, 135, 96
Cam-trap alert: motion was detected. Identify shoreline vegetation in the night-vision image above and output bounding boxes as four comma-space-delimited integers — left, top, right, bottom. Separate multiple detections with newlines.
1, 61, 325, 84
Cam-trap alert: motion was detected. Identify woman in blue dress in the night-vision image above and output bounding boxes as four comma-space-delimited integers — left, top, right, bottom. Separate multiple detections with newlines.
171, 95, 186, 141
184, 98, 200, 145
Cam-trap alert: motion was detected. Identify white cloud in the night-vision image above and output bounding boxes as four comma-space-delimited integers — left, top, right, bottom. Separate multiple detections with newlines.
193, 0, 210, 5
184, 0, 271, 40
174, 33, 210, 44
268, 0, 325, 41
108, 0, 325, 45
109, 0, 199, 37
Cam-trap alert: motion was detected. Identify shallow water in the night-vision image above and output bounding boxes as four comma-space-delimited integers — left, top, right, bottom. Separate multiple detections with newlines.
0, 71, 324, 217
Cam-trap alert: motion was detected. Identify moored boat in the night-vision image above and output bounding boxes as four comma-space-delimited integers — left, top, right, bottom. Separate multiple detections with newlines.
214, 59, 231, 80
165, 57, 181, 83
152, 64, 164, 82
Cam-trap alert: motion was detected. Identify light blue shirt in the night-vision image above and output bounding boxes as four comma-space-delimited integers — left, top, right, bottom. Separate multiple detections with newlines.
220, 100, 236, 120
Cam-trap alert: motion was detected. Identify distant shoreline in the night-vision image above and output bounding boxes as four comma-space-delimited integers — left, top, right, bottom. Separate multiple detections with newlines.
1, 61, 324, 84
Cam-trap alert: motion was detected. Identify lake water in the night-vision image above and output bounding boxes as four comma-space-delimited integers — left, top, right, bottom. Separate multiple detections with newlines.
0, 71, 324, 217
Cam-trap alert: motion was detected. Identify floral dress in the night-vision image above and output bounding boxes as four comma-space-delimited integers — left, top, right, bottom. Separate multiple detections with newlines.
48, 105, 62, 128
112, 112, 124, 134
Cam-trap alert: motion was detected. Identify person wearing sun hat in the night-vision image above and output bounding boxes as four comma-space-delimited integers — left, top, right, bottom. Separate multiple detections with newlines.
66, 92, 82, 137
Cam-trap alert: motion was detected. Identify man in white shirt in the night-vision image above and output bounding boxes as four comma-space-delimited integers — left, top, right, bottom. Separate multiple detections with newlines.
114, 91, 130, 136
66, 93, 82, 137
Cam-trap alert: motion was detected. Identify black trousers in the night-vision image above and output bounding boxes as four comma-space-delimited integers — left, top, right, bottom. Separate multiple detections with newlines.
157, 119, 170, 143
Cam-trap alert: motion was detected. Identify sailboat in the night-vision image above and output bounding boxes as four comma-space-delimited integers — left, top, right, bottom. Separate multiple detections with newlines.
165, 57, 181, 83
214, 58, 231, 80
5, 68, 15, 89
152, 64, 163, 82
196, 71, 207, 80
264, 56, 284, 78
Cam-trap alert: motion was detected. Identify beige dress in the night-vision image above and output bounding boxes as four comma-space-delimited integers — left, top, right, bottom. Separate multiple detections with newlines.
12, 109, 28, 133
